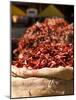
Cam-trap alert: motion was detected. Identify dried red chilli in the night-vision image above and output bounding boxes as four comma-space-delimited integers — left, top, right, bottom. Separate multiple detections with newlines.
12, 18, 74, 69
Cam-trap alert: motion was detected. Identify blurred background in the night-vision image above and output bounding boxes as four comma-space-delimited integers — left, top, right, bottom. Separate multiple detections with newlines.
11, 1, 74, 42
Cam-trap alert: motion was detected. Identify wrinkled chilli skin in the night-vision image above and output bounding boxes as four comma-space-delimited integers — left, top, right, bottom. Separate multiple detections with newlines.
12, 18, 74, 69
